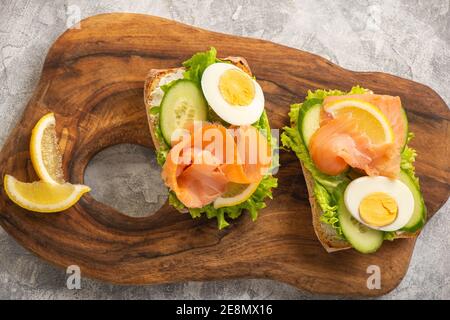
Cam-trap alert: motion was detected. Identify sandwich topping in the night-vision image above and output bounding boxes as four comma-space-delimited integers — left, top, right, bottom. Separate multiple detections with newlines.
149, 69, 184, 108
201, 62, 265, 125
359, 192, 398, 227
282, 86, 425, 253
309, 96, 401, 178
343, 176, 415, 232
218, 68, 255, 106
147, 48, 277, 229
161, 123, 271, 208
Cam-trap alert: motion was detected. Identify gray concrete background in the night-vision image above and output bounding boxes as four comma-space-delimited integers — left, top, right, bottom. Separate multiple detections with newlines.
0, 0, 449, 299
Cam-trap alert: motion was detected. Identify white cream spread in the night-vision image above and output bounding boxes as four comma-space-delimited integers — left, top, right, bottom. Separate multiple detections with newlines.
150, 69, 184, 107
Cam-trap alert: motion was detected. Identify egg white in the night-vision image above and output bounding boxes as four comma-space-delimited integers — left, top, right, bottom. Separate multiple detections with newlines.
344, 176, 414, 232
201, 63, 265, 125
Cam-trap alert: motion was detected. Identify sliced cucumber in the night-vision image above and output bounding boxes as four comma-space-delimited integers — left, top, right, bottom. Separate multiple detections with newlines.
338, 195, 384, 254
399, 170, 426, 232
159, 80, 208, 144
400, 107, 409, 150
297, 98, 323, 148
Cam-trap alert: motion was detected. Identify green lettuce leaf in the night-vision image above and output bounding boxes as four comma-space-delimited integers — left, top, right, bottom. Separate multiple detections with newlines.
314, 183, 343, 236
401, 132, 419, 187
153, 118, 170, 166
383, 231, 397, 241
168, 191, 186, 212
186, 175, 278, 229
182, 47, 219, 84
169, 175, 277, 229
143, 103, 170, 166
160, 79, 180, 93
305, 85, 368, 101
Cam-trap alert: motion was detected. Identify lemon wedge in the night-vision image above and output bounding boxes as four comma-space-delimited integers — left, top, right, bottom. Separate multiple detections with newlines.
30, 112, 65, 184
4, 113, 90, 213
325, 99, 394, 144
213, 181, 259, 209
4, 175, 90, 213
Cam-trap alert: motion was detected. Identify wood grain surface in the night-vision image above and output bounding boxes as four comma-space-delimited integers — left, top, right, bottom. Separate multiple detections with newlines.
0, 13, 448, 296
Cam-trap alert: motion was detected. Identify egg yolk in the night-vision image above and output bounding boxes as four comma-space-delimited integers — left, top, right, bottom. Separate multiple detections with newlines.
219, 69, 255, 106
359, 192, 398, 227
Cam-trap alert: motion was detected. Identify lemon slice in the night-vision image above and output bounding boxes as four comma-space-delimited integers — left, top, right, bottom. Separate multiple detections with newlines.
30, 113, 65, 184
4, 175, 90, 213
325, 99, 394, 144
213, 181, 259, 209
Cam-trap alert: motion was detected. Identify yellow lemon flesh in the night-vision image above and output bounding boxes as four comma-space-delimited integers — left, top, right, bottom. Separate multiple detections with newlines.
4, 113, 91, 213
30, 112, 65, 184
219, 69, 255, 106
325, 99, 394, 144
213, 181, 259, 209
4, 175, 90, 213
359, 192, 398, 227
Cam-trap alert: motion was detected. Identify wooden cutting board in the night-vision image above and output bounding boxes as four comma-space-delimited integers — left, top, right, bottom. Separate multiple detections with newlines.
0, 13, 448, 297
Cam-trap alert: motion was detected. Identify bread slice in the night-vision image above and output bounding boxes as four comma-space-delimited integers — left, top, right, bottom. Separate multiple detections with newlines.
143, 68, 183, 151
143, 56, 252, 153
297, 128, 420, 253
301, 162, 351, 252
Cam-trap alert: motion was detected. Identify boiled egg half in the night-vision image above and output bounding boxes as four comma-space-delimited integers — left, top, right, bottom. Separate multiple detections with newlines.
344, 176, 414, 231
201, 63, 265, 125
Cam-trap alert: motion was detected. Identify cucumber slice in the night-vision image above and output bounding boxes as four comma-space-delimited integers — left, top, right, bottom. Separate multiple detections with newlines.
297, 98, 323, 148
160, 80, 208, 144
338, 195, 384, 254
399, 170, 426, 232
400, 107, 409, 150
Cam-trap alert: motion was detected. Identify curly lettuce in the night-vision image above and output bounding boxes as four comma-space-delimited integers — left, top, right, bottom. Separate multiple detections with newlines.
182, 47, 220, 84
305, 85, 368, 101
155, 128, 170, 166
169, 175, 278, 229
383, 231, 397, 241
401, 132, 419, 187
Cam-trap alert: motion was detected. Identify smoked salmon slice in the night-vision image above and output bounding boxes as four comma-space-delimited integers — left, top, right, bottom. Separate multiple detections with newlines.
221, 125, 272, 184
162, 122, 271, 208
309, 94, 403, 178
323, 94, 406, 150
